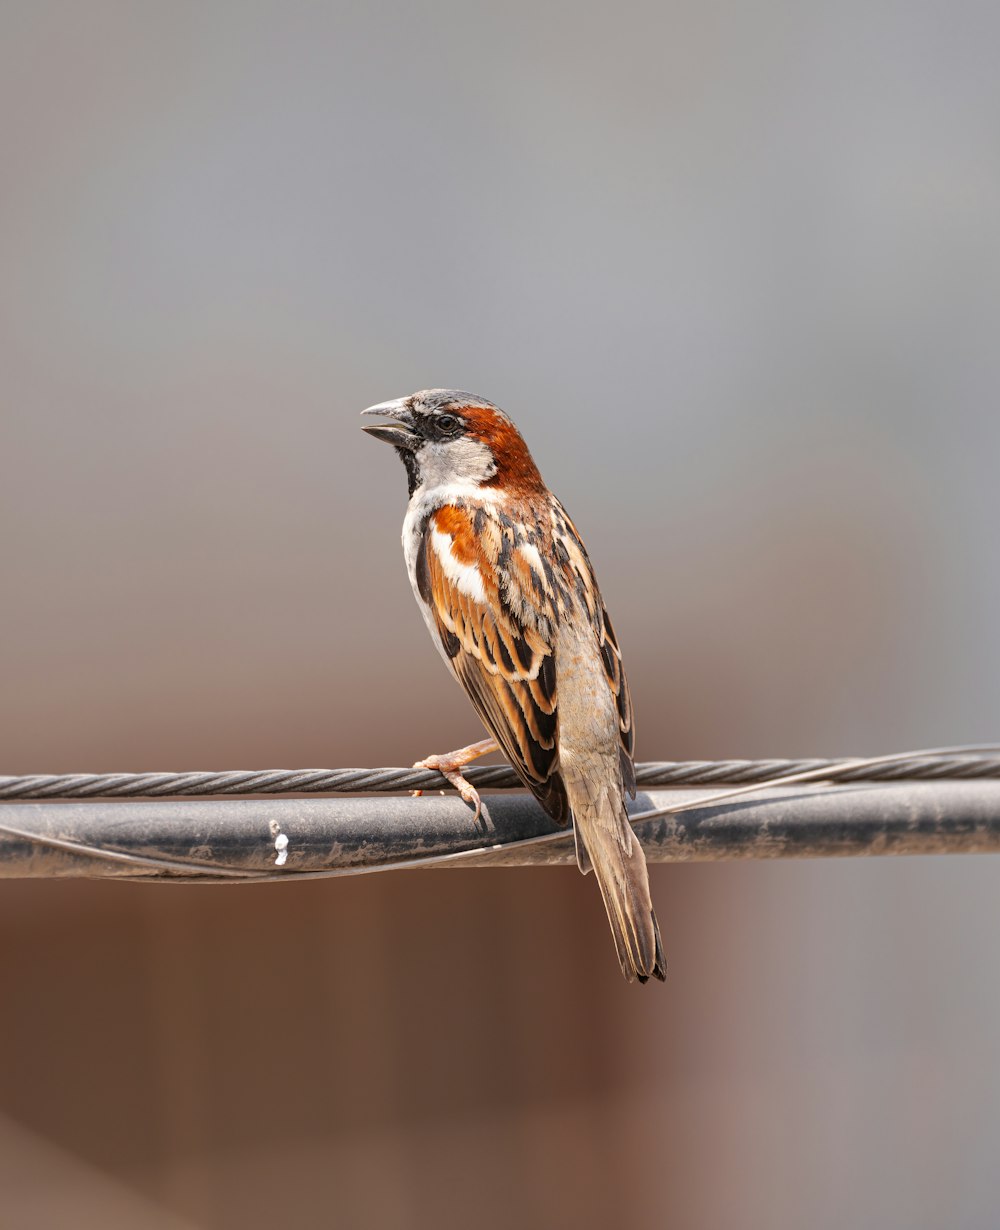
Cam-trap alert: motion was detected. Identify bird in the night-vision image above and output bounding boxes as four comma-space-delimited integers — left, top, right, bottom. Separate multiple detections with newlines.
361, 389, 665, 984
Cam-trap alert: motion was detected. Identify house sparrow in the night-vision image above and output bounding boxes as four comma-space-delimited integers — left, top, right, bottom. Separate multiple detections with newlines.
362, 390, 665, 984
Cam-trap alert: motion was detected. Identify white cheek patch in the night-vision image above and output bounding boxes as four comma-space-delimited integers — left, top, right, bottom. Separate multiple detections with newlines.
431, 528, 487, 603
418, 437, 497, 491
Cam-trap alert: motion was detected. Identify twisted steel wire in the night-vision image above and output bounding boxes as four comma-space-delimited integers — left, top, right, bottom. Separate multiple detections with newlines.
2, 751, 1000, 801
2, 746, 1000, 882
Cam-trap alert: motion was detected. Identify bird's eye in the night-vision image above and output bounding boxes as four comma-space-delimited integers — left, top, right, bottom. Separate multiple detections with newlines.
436, 414, 460, 435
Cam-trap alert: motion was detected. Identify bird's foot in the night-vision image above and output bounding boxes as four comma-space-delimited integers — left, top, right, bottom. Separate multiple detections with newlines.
412, 738, 498, 822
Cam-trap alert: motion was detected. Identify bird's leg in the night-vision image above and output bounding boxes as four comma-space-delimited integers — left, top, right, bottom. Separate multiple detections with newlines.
413, 737, 498, 821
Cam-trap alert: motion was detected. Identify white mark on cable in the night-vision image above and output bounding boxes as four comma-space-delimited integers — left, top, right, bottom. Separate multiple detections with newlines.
269, 819, 290, 867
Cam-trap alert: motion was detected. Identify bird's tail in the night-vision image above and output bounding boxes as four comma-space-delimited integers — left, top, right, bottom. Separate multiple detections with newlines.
569, 775, 665, 984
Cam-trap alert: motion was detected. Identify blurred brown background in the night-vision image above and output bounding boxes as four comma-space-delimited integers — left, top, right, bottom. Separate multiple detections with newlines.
2, 2, 1000, 1227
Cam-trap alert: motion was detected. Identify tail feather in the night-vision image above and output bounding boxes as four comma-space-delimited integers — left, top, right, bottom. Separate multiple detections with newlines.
571, 780, 665, 984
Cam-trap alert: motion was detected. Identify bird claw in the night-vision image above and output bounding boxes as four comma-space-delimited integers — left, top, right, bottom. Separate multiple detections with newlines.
410, 742, 494, 821
456, 780, 483, 824
413, 761, 482, 821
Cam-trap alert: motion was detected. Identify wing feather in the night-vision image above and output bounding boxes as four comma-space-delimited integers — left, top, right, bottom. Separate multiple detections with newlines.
423, 508, 570, 825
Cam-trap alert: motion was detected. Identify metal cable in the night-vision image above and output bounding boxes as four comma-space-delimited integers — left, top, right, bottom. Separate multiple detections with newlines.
2, 744, 1000, 881
3, 779, 1000, 882
3, 751, 1000, 801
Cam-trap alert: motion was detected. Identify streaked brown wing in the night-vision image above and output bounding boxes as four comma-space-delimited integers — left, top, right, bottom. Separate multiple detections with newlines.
417, 512, 570, 825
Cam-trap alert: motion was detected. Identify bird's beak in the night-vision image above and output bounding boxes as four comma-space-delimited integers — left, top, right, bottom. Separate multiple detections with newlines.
361, 398, 420, 450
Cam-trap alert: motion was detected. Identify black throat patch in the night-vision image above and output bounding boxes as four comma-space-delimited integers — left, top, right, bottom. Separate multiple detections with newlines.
397, 447, 421, 497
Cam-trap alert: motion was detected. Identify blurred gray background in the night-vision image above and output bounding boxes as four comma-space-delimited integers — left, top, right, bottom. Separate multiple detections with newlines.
2, 2, 999, 1227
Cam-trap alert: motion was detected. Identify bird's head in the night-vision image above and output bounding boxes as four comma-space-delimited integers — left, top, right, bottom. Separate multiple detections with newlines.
362, 389, 544, 499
